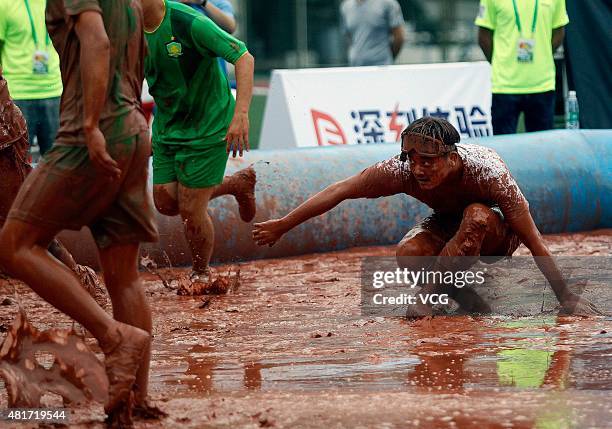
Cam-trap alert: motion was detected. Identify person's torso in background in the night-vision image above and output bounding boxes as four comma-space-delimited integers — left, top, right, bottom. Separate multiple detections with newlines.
144, 0, 237, 147
341, 0, 397, 67
46, 0, 148, 145
477, 0, 569, 94
0, 0, 62, 100
189, 0, 235, 24
187, 0, 235, 76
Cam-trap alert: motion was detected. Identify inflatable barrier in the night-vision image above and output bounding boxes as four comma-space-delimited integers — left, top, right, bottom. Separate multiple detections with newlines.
59, 130, 611, 268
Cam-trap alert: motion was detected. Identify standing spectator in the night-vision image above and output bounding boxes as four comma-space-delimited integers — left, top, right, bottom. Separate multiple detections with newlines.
0, 0, 63, 156
340, 0, 405, 67
476, 0, 569, 135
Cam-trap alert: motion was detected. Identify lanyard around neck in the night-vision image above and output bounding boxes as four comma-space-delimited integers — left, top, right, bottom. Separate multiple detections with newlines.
511, 0, 539, 37
24, 0, 50, 49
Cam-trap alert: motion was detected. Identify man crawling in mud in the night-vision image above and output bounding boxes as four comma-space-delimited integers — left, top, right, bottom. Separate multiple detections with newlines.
0, 70, 100, 296
254, 116, 600, 317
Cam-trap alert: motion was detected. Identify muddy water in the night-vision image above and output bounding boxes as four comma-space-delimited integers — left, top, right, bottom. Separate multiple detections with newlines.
1, 231, 611, 428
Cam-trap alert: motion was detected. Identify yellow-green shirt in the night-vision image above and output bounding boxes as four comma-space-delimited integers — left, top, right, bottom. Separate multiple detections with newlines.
475, 0, 569, 94
0, 0, 62, 100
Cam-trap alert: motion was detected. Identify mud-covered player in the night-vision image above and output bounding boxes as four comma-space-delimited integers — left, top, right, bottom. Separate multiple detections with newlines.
254, 117, 601, 317
0, 0, 159, 418
0, 69, 101, 294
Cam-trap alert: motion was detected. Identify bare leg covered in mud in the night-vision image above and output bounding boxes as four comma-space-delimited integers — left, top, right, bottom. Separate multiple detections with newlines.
97, 242, 166, 419
0, 220, 150, 413
0, 220, 103, 302
0, 90, 102, 300
399, 203, 518, 319
154, 167, 257, 221
154, 166, 257, 286
179, 185, 216, 278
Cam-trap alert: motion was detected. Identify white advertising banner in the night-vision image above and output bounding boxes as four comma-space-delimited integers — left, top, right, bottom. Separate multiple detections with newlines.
260, 62, 492, 149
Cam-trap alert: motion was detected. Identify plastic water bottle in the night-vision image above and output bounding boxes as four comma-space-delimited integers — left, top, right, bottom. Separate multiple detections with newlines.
566, 90, 579, 129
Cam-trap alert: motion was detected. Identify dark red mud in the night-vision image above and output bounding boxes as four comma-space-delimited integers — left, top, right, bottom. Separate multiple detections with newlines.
1, 231, 610, 428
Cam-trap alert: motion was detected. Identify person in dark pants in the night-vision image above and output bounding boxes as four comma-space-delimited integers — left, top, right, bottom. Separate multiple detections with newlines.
12, 97, 60, 155
475, 0, 569, 135
491, 91, 556, 134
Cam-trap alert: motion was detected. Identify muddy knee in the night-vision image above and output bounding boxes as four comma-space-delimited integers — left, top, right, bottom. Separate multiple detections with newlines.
462, 204, 496, 230
153, 186, 179, 216
396, 231, 442, 270
447, 204, 497, 257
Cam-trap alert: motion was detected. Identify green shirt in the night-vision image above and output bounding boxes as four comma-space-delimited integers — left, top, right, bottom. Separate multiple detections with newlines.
145, 1, 248, 147
475, 0, 569, 94
0, 0, 62, 100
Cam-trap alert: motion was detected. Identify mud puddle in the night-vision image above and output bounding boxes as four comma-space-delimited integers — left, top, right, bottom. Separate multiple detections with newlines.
0, 231, 610, 428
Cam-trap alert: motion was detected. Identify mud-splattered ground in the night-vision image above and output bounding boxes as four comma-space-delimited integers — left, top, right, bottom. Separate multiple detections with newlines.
1, 231, 611, 428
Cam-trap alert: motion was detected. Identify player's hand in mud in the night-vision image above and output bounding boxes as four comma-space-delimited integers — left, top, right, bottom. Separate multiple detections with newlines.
560, 294, 604, 317
226, 111, 250, 158
253, 218, 287, 247
85, 127, 121, 179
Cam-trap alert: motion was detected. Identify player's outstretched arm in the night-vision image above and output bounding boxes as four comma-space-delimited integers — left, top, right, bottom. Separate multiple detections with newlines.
75, 11, 120, 179
253, 174, 370, 247
509, 211, 603, 316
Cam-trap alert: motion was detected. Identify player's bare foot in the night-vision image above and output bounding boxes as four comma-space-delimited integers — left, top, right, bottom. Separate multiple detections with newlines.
177, 269, 232, 295
230, 166, 257, 222
100, 323, 150, 414
177, 269, 211, 296
105, 391, 134, 428
190, 269, 213, 288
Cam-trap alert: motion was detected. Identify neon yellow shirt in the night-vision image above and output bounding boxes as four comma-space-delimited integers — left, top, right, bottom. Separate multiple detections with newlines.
0, 0, 62, 100
475, 0, 569, 94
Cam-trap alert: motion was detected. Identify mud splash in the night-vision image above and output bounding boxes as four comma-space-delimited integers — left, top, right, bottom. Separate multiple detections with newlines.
0, 231, 610, 427
0, 307, 107, 408
177, 269, 241, 296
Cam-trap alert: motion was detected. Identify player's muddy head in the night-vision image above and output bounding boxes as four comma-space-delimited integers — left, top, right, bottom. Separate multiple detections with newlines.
400, 117, 461, 190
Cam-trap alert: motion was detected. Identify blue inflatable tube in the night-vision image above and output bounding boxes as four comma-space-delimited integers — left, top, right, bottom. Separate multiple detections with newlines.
59, 130, 611, 267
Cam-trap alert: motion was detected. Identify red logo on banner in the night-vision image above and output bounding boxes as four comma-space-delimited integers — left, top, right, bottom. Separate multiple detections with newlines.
311, 109, 347, 146
389, 103, 403, 142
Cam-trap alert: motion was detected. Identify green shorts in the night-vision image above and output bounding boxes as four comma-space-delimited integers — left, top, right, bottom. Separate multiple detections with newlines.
152, 141, 229, 188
